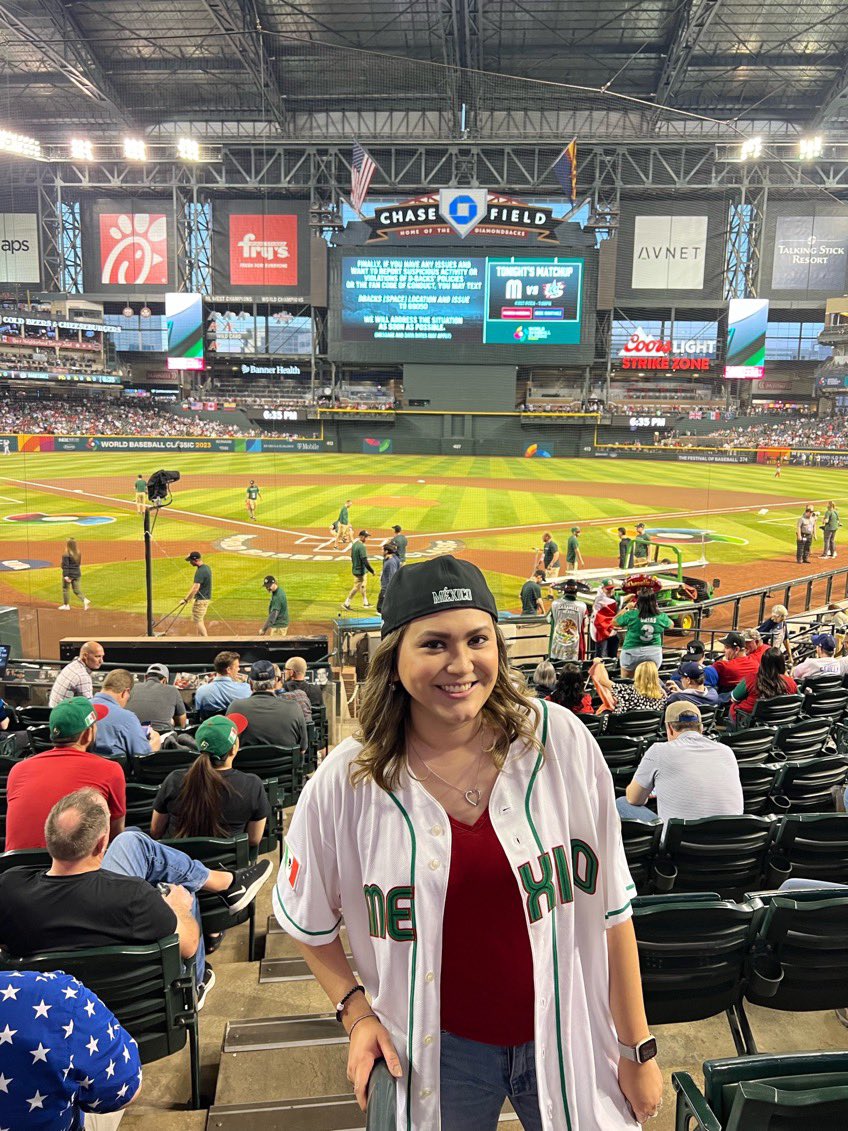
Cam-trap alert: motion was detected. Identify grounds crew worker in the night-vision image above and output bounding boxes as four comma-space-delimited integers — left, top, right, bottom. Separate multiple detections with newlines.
260, 575, 289, 637
134, 473, 148, 515
565, 525, 585, 572
343, 530, 375, 610
274, 555, 661, 1129
183, 550, 212, 637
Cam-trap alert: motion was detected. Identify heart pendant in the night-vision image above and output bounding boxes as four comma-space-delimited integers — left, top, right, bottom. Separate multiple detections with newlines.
464, 789, 481, 807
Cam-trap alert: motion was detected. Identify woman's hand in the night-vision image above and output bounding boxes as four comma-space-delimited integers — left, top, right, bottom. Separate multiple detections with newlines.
618, 1057, 663, 1124
347, 1015, 403, 1111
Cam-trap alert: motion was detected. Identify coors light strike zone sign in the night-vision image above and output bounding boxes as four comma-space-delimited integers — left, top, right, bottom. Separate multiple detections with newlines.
618, 326, 717, 371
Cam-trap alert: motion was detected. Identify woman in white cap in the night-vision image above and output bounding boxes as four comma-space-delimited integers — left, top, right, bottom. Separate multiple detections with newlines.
274, 555, 662, 1130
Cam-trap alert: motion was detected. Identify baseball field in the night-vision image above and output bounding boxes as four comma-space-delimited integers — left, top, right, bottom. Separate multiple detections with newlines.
0, 450, 842, 649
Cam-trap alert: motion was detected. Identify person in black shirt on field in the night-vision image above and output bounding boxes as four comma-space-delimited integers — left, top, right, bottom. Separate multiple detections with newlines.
58, 537, 91, 611
617, 527, 632, 570
520, 569, 546, 615
183, 549, 212, 636
150, 712, 271, 849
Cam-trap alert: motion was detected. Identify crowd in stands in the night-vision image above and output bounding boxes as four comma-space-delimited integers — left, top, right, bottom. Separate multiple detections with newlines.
0, 393, 265, 437
661, 414, 848, 455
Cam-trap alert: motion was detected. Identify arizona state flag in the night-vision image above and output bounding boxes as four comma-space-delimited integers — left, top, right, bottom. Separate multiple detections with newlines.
553, 140, 578, 204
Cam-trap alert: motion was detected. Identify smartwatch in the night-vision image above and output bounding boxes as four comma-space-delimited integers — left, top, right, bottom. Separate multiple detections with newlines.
617, 1035, 658, 1064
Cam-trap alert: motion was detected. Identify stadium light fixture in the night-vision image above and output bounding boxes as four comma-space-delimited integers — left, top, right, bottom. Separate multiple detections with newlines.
739, 137, 762, 161
177, 137, 200, 162
123, 137, 147, 161
70, 138, 94, 162
0, 128, 41, 160
798, 135, 823, 160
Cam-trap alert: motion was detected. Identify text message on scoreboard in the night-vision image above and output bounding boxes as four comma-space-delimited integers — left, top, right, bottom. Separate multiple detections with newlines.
338, 254, 584, 351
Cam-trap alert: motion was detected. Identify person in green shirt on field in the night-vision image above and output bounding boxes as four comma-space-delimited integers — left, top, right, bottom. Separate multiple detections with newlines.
565, 526, 584, 571
343, 530, 375, 610
260, 574, 289, 636
245, 480, 262, 522
613, 578, 672, 676
183, 550, 212, 637
134, 473, 147, 515
617, 527, 633, 570
632, 523, 650, 567
333, 499, 354, 549
391, 524, 408, 563
520, 569, 547, 615
822, 500, 840, 559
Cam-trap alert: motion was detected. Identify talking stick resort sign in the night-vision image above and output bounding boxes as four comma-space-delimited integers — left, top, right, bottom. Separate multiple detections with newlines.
364, 192, 562, 243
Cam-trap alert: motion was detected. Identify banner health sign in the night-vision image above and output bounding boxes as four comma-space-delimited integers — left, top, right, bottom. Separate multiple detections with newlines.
762, 203, 848, 299
212, 200, 311, 299
0, 213, 40, 284
81, 198, 177, 296
615, 200, 726, 303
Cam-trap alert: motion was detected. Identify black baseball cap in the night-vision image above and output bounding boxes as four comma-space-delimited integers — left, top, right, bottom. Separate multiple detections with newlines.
249, 659, 277, 680
186, 551, 202, 563
263, 575, 276, 588
680, 661, 704, 680
720, 631, 745, 647
380, 555, 498, 638
684, 640, 706, 656
358, 529, 370, 538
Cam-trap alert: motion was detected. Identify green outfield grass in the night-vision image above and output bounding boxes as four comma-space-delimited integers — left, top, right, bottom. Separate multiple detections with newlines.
0, 451, 841, 630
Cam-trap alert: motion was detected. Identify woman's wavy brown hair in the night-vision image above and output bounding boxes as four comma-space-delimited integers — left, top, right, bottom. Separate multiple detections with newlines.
351, 623, 542, 791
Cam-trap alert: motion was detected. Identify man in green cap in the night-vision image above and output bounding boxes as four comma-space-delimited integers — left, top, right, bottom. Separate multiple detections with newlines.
343, 530, 375, 610
4, 696, 124, 851
260, 575, 289, 636
134, 472, 148, 515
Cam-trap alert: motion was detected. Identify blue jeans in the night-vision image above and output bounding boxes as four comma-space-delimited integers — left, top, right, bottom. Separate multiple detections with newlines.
619, 645, 662, 674
615, 796, 660, 823
102, 828, 209, 981
440, 1030, 543, 1131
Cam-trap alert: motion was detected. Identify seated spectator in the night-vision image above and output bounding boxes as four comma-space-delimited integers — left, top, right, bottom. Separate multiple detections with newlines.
93, 669, 161, 760
742, 627, 769, 666
708, 630, 766, 702
616, 701, 743, 825
235, 660, 308, 751
664, 662, 719, 709
0, 969, 141, 1130
127, 662, 188, 731
274, 662, 312, 723
758, 604, 792, 660
0, 788, 273, 1007
194, 651, 251, 718
283, 656, 324, 707
826, 603, 848, 655
791, 632, 848, 681
665, 640, 720, 690
590, 658, 667, 714
730, 646, 798, 726
150, 714, 270, 849
48, 640, 105, 707
5, 697, 125, 851
531, 659, 557, 694
547, 662, 594, 715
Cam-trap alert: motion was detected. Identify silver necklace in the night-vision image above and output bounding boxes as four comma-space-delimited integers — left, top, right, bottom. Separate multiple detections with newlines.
407, 736, 485, 807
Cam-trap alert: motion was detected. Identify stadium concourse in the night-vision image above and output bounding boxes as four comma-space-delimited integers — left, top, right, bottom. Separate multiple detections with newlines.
4, 0, 848, 1128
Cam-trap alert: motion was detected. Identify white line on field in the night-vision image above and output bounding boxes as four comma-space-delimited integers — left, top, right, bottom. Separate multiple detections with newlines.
0, 495, 22, 503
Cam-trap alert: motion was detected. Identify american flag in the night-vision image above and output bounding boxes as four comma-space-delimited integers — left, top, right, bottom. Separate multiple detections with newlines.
553, 139, 578, 204
350, 142, 377, 215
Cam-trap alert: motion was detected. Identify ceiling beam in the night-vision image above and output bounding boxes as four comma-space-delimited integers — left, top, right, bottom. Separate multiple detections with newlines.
200, 0, 287, 131
809, 56, 848, 127
654, 0, 723, 109
0, 0, 135, 127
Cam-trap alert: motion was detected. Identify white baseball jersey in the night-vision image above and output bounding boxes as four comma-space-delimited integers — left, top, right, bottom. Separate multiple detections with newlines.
274, 699, 639, 1131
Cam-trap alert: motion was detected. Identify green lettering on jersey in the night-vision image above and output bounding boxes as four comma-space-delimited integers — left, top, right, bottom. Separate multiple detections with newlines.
551, 844, 574, 905
386, 885, 416, 942
363, 883, 386, 938
518, 853, 556, 923
571, 840, 599, 895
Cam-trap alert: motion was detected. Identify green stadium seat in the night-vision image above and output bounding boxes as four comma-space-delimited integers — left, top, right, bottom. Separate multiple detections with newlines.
0, 935, 201, 1108
619, 818, 661, 894
632, 894, 758, 1051
0, 846, 50, 872
235, 744, 303, 856
739, 763, 782, 815
770, 755, 848, 812
722, 727, 777, 765
17, 705, 52, 726
161, 833, 256, 959
604, 709, 663, 742
124, 781, 160, 833
769, 813, 848, 884
651, 815, 777, 898
773, 717, 832, 761
132, 744, 197, 785
749, 694, 804, 728
673, 1051, 848, 1130
803, 687, 848, 723
798, 672, 844, 695
576, 712, 604, 736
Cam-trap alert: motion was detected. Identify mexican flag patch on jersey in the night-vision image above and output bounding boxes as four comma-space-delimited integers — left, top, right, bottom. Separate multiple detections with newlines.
282, 841, 301, 892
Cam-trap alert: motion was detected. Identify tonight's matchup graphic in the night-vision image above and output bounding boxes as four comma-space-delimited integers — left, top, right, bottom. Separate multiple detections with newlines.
340, 255, 583, 345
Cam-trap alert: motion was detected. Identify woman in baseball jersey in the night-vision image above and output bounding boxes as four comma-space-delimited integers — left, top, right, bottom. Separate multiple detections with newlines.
274, 555, 662, 1130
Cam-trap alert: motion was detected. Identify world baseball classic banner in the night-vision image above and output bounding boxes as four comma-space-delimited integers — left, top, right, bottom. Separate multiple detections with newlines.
79, 197, 178, 296
212, 199, 312, 299
13, 434, 325, 453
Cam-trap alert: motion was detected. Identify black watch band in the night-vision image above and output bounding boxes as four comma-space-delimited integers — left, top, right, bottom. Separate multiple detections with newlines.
335, 984, 365, 1022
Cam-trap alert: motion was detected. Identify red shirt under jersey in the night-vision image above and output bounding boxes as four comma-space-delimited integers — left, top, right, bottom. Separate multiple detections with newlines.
440, 807, 535, 1046
5, 747, 126, 851
710, 644, 768, 691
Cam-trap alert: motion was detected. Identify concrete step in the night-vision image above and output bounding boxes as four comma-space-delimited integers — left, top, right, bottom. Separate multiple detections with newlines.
215, 1042, 351, 1106
264, 927, 352, 962
207, 1095, 364, 1130
223, 1015, 344, 1053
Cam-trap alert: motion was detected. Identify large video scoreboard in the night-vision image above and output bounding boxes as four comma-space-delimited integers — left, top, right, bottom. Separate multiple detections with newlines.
328, 247, 596, 364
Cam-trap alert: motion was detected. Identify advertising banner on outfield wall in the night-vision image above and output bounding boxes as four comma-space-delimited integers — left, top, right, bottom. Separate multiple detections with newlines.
0, 213, 40, 284
614, 200, 726, 303
13, 434, 324, 453
760, 203, 848, 300
80, 198, 178, 296
211, 200, 312, 300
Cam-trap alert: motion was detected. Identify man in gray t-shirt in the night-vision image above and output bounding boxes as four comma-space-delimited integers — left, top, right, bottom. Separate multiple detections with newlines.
127, 664, 187, 731
615, 700, 743, 825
